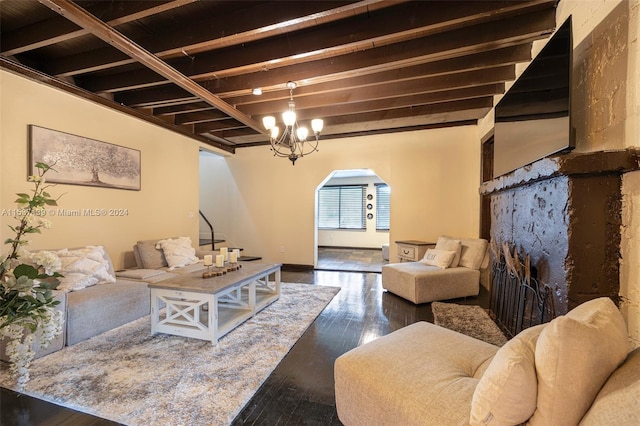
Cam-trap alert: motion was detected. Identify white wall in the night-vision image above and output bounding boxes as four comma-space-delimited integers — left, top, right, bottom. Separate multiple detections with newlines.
0, 70, 205, 269
317, 174, 389, 249
210, 125, 480, 266
199, 151, 234, 246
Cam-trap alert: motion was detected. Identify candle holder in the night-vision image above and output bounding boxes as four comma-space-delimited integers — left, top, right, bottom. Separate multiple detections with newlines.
202, 264, 225, 277
227, 261, 242, 272
202, 265, 214, 278
228, 263, 242, 271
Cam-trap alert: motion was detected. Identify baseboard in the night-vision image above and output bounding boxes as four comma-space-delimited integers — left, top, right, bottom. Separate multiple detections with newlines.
318, 246, 383, 251
282, 264, 315, 272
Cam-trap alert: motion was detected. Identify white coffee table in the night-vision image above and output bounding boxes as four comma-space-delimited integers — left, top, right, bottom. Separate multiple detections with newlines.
148, 262, 281, 343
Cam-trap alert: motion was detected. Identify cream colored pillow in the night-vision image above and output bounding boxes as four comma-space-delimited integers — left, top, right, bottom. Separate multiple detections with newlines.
529, 297, 629, 426
55, 246, 116, 292
156, 236, 199, 271
470, 324, 546, 425
420, 248, 456, 269
435, 237, 462, 267
458, 238, 489, 270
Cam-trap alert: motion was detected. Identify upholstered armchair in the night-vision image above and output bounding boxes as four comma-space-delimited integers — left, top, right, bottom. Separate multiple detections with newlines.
382, 236, 489, 304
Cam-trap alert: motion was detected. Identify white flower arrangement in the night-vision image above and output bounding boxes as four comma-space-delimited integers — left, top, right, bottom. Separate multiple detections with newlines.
0, 162, 64, 389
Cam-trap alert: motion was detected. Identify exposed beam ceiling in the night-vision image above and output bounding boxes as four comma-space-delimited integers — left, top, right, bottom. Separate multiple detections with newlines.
1, 0, 559, 152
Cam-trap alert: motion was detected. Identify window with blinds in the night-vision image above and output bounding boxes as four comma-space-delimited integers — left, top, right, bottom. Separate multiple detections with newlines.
318, 185, 365, 229
376, 183, 390, 230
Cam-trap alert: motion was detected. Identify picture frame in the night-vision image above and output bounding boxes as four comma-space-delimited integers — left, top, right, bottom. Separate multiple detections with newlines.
28, 125, 141, 191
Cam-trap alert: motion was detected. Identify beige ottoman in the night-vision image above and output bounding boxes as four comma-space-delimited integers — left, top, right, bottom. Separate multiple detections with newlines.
335, 322, 498, 426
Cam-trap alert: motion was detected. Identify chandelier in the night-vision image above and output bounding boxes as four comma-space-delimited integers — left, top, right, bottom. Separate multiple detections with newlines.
262, 81, 323, 165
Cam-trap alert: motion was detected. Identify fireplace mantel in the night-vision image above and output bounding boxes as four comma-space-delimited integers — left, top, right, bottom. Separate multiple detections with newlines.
480, 148, 640, 196
481, 148, 640, 315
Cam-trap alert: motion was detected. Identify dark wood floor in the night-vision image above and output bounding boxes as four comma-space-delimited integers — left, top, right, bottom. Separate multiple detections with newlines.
1, 269, 488, 426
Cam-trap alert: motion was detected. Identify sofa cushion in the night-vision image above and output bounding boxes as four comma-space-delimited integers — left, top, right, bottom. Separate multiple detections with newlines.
66, 279, 150, 345
134, 239, 168, 269
435, 237, 462, 267
470, 324, 546, 425
457, 238, 488, 270
580, 347, 640, 425
55, 246, 116, 292
420, 248, 456, 269
116, 268, 167, 280
529, 297, 629, 426
155, 237, 199, 271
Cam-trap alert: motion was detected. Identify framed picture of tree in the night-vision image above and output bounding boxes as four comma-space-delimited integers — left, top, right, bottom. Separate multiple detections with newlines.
28, 125, 141, 191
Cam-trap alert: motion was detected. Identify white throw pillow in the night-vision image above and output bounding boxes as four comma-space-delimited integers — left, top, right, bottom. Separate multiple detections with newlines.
55, 246, 116, 292
470, 324, 546, 425
435, 237, 462, 267
420, 248, 456, 269
156, 237, 199, 271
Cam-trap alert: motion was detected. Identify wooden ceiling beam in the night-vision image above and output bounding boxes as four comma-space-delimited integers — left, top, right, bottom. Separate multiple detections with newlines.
77, 5, 555, 94
194, 120, 248, 134
210, 127, 267, 139
117, 86, 197, 108
46, 1, 399, 77
42, 0, 545, 78
276, 84, 505, 119
153, 103, 215, 116
36, 0, 264, 134
239, 66, 514, 116
118, 42, 530, 108
176, 110, 230, 125
325, 97, 494, 126
184, 85, 503, 134
2, 0, 196, 56
226, 44, 530, 106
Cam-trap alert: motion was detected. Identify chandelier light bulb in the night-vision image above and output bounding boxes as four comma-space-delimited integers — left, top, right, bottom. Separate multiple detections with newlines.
311, 118, 324, 134
270, 126, 280, 139
296, 126, 309, 141
263, 115, 276, 130
282, 110, 296, 127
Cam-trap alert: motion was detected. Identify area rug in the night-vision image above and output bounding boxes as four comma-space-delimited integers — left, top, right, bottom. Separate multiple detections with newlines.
0, 283, 340, 426
432, 302, 508, 346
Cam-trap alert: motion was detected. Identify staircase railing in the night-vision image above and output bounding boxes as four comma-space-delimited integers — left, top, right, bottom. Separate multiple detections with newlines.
199, 210, 216, 250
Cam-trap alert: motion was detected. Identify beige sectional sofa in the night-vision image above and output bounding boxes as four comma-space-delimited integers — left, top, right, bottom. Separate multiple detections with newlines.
382, 236, 489, 303
1, 238, 217, 360
1, 245, 150, 360
335, 297, 639, 425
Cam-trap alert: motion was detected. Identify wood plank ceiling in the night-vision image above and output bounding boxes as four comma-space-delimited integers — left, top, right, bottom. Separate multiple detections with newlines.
1, 0, 558, 154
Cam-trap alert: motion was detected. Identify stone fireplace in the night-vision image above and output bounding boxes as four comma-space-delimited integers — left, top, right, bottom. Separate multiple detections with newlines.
480, 148, 640, 317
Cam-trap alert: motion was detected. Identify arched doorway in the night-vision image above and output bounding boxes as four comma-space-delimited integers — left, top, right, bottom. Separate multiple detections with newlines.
314, 169, 390, 272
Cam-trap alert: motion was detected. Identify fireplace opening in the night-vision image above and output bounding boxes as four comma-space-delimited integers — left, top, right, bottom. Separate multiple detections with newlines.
489, 242, 555, 338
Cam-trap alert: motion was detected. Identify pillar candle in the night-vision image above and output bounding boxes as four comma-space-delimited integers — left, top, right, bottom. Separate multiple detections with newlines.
229, 251, 238, 263
220, 247, 228, 261
216, 254, 225, 267
203, 255, 213, 266
233, 249, 240, 260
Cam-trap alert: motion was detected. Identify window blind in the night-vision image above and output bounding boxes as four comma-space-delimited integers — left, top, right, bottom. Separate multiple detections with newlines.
376, 184, 390, 230
318, 185, 365, 229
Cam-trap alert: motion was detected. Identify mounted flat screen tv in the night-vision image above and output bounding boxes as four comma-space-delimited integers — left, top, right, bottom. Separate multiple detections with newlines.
493, 17, 574, 177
